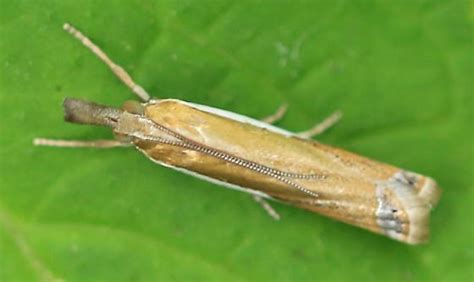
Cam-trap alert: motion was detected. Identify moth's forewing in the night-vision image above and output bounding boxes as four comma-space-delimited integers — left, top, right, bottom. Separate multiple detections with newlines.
118, 99, 440, 244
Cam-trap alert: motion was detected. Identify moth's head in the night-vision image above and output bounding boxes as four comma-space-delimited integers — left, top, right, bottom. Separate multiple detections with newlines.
122, 100, 144, 115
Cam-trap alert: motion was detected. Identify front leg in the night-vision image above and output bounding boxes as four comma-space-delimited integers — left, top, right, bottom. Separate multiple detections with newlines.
63, 23, 151, 102
33, 138, 131, 148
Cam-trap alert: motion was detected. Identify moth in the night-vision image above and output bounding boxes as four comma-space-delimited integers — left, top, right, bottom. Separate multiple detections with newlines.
35, 23, 441, 245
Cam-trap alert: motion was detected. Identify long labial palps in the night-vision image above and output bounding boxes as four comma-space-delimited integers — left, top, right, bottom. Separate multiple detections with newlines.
63, 97, 123, 128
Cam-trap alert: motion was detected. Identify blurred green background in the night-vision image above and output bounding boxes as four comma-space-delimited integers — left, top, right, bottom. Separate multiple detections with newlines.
1, 1, 472, 281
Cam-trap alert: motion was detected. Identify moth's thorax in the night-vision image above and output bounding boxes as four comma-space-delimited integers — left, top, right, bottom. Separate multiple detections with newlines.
116, 99, 440, 244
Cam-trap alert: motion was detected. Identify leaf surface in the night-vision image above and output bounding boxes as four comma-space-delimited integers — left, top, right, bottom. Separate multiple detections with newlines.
1, 1, 472, 281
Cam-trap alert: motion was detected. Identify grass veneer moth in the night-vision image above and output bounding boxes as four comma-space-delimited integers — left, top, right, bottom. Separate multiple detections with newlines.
35, 23, 441, 245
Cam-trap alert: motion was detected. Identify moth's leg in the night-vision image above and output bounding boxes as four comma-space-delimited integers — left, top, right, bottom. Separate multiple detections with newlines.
261, 103, 288, 124
252, 195, 281, 220
33, 138, 131, 148
296, 110, 342, 139
63, 23, 151, 102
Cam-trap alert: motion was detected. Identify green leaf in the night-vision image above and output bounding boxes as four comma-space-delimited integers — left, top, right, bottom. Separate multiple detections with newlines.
1, 0, 472, 281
